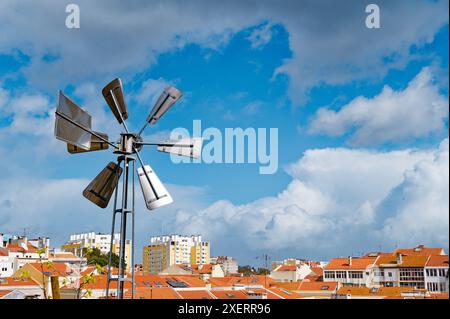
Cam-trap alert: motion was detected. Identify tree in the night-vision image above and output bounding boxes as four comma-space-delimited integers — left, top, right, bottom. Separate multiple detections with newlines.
36, 247, 53, 299
83, 247, 124, 269
238, 265, 257, 276
256, 267, 270, 275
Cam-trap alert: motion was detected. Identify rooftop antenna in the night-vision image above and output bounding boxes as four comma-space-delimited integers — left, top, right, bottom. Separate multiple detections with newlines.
54, 79, 202, 299
256, 254, 271, 288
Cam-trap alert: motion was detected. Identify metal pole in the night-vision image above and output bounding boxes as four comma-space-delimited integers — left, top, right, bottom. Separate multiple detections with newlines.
117, 156, 130, 299
106, 157, 122, 298
131, 159, 136, 299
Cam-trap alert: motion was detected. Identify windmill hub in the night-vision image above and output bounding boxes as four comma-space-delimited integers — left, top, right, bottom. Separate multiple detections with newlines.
114, 133, 143, 155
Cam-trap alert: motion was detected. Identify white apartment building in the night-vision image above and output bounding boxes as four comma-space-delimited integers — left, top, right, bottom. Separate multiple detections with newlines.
62, 232, 131, 271
0, 235, 48, 276
0, 248, 14, 277
143, 235, 210, 274
270, 263, 312, 282
324, 257, 377, 287
424, 255, 449, 293
211, 256, 238, 275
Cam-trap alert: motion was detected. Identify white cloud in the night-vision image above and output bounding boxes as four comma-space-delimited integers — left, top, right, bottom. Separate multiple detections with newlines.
172, 139, 448, 258
376, 138, 449, 246
308, 68, 449, 145
0, 0, 447, 104
134, 78, 172, 107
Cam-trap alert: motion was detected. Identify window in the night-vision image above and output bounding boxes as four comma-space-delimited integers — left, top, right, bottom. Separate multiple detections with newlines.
349, 271, 363, 279
324, 271, 335, 279
336, 271, 347, 279
427, 282, 438, 292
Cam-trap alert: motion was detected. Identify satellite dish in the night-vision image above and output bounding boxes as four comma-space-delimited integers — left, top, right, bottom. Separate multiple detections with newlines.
53, 78, 201, 299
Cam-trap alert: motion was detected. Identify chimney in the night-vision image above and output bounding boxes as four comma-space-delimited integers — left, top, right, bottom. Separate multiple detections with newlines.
348, 257, 352, 266
397, 253, 403, 265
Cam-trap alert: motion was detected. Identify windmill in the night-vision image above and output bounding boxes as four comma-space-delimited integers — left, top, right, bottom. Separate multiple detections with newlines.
54, 78, 202, 299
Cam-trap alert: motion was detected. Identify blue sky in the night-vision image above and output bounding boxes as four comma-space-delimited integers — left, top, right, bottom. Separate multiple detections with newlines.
0, 1, 448, 265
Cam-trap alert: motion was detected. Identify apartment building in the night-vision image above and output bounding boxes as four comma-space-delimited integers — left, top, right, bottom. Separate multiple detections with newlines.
270, 263, 313, 282
142, 235, 210, 274
62, 232, 131, 271
326, 245, 448, 294
211, 256, 238, 275
424, 255, 449, 293
324, 256, 377, 287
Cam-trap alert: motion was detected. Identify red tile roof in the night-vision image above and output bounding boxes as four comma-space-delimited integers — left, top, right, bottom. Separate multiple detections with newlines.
125, 287, 180, 299
325, 257, 376, 270
310, 267, 324, 276
29, 262, 76, 276
0, 277, 40, 287
426, 255, 449, 267
0, 247, 8, 256
297, 281, 338, 292
209, 290, 247, 299
177, 290, 214, 299
266, 287, 303, 299
394, 245, 444, 256
275, 265, 297, 272
209, 275, 273, 288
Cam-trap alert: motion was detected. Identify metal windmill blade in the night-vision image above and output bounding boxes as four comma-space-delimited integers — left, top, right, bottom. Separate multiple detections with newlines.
83, 162, 123, 208
137, 165, 173, 210
157, 137, 203, 159
67, 131, 109, 154
102, 78, 128, 124
54, 78, 202, 300
54, 91, 92, 150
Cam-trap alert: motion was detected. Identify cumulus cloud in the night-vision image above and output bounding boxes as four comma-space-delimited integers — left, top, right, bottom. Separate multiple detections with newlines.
0, 0, 447, 104
376, 138, 449, 246
134, 78, 173, 107
172, 139, 448, 260
308, 68, 449, 145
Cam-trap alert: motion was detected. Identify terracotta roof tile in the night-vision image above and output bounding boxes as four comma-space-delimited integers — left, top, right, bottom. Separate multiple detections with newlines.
125, 287, 180, 299
177, 290, 214, 299
297, 281, 338, 292
209, 290, 247, 299
426, 255, 449, 267
325, 257, 376, 270
0, 277, 40, 287
394, 246, 444, 256
275, 265, 297, 272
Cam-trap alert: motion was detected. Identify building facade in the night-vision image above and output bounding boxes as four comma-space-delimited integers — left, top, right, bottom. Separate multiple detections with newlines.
324, 257, 377, 287
142, 235, 210, 274
211, 256, 238, 275
62, 232, 131, 272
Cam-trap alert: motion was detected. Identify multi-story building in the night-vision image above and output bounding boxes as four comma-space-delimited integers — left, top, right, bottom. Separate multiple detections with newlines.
369, 245, 448, 292
211, 256, 238, 275
62, 232, 131, 272
324, 256, 377, 287
424, 255, 449, 293
142, 235, 210, 274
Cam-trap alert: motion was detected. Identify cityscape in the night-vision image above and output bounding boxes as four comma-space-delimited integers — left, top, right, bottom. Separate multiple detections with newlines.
0, 231, 448, 299
0, 0, 448, 310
